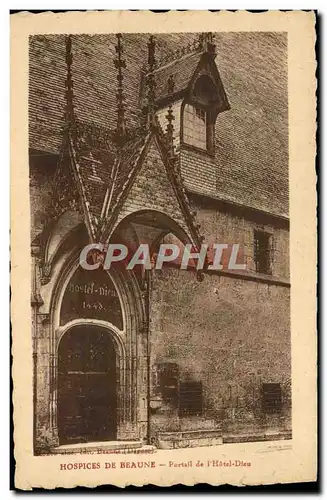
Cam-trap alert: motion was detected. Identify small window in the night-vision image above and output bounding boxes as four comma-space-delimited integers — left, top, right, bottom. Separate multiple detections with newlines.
262, 383, 282, 414
254, 230, 272, 275
179, 380, 203, 417
183, 104, 207, 150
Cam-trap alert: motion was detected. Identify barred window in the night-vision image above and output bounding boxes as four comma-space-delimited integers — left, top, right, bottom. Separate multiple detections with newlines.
262, 383, 282, 414
183, 104, 207, 150
254, 230, 273, 275
179, 380, 203, 417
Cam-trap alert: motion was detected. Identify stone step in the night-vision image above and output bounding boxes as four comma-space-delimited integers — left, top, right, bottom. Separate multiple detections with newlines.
180, 417, 218, 431
51, 440, 144, 455
157, 429, 223, 450
223, 429, 292, 444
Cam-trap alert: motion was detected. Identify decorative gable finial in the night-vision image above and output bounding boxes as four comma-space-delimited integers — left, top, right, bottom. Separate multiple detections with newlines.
148, 34, 156, 70
165, 75, 175, 157
167, 74, 175, 95
65, 35, 76, 140
199, 32, 216, 55
113, 33, 127, 146
146, 35, 156, 128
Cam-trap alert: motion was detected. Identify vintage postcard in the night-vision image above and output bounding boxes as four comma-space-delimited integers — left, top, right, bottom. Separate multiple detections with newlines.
11, 10, 317, 489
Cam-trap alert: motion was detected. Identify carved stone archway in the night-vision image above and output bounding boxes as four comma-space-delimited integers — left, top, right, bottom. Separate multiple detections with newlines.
46, 248, 146, 449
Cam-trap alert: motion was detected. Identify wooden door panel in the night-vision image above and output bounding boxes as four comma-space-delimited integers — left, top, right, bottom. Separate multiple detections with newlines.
58, 326, 117, 444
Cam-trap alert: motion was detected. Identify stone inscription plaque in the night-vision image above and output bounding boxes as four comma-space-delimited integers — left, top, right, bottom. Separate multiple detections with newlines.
60, 266, 123, 329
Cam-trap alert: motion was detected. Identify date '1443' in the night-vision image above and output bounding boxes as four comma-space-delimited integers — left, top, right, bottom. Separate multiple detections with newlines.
82, 301, 106, 311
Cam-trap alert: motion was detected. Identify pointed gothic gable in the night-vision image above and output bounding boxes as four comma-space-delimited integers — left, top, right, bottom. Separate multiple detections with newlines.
49, 124, 150, 248
68, 120, 118, 239
66, 134, 97, 241
187, 52, 230, 115
51, 138, 83, 220
106, 130, 203, 251
102, 134, 150, 220
31, 134, 84, 255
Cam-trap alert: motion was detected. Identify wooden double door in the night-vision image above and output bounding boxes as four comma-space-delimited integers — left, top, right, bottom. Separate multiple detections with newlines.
58, 325, 117, 444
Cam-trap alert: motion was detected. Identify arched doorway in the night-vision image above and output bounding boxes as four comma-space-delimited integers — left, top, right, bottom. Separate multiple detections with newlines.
58, 325, 117, 445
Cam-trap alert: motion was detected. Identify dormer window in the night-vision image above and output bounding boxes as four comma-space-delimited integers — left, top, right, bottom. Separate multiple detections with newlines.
183, 104, 207, 150
151, 46, 230, 156
182, 75, 220, 154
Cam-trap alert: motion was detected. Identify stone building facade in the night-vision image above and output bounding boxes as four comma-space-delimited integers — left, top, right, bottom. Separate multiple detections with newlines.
29, 32, 290, 454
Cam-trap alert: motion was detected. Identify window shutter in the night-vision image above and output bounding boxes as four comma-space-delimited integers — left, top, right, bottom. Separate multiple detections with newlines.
254, 230, 273, 275
179, 380, 203, 417
254, 232, 261, 273
262, 383, 282, 414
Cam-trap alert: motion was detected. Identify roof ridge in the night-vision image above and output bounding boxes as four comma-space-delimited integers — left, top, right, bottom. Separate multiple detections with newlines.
154, 38, 202, 70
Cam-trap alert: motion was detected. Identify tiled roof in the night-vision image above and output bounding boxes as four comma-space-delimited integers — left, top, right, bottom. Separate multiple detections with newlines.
111, 134, 148, 209
29, 32, 289, 218
213, 32, 288, 217
29, 35, 67, 154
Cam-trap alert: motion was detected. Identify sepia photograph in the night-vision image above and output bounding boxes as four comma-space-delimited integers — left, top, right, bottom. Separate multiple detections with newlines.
11, 10, 316, 489
29, 29, 291, 455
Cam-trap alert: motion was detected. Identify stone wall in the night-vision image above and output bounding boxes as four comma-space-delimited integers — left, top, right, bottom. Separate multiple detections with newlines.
192, 200, 290, 279
148, 253, 290, 439
34, 315, 53, 453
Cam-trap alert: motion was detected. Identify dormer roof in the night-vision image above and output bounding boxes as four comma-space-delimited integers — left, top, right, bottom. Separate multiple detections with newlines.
145, 42, 230, 117
153, 52, 201, 104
